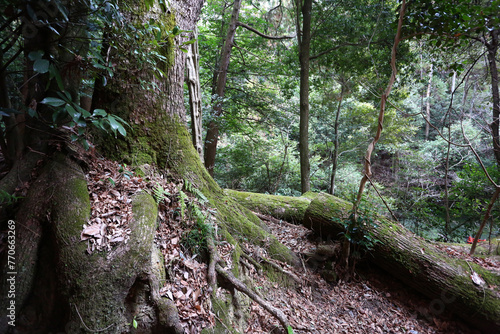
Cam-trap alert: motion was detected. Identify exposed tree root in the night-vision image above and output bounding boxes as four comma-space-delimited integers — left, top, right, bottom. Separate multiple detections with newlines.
147, 272, 184, 334
241, 245, 302, 285
207, 235, 292, 332
240, 251, 263, 273
215, 264, 291, 332
206, 237, 220, 293
256, 255, 302, 284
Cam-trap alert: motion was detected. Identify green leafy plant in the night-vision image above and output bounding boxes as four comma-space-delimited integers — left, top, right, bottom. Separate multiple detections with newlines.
181, 217, 213, 257
179, 179, 214, 257
153, 183, 170, 204
40, 92, 128, 143
0, 190, 22, 206
184, 179, 208, 205
118, 164, 133, 180
336, 212, 379, 252
179, 190, 188, 220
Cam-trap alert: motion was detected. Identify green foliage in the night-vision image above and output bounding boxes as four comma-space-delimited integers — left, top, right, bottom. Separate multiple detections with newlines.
153, 183, 170, 204
179, 180, 214, 257
179, 190, 188, 220
184, 179, 208, 205
40, 91, 128, 148
334, 208, 380, 252
0, 190, 22, 206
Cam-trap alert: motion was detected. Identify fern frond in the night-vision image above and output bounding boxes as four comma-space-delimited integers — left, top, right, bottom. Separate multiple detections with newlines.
184, 179, 208, 205
153, 183, 170, 204
179, 190, 188, 219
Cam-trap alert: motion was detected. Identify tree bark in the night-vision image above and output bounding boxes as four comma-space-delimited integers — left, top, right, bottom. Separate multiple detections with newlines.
186, 28, 204, 161
204, 0, 242, 176
304, 193, 500, 332
296, 0, 312, 193
225, 189, 315, 224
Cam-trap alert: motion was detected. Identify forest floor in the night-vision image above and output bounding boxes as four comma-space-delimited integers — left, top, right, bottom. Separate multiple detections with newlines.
78, 157, 497, 334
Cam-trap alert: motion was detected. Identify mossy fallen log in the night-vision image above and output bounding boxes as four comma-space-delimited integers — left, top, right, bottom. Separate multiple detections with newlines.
232, 190, 500, 332
224, 189, 316, 224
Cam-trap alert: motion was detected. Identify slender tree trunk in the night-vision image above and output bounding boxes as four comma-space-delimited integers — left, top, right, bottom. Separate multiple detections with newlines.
329, 85, 345, 195
424, 64, 433, 140
186, 28, 204, 161
296, 0, 312, 193
204, 0, 242, 176
487, 30, 500, 168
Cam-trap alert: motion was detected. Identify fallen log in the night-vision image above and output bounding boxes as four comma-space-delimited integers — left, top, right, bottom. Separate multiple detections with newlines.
233, 190, 500, 332
225, 189, 314, 224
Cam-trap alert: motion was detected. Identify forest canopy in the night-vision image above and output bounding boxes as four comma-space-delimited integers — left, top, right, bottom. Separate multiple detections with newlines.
194, 0, 500, 243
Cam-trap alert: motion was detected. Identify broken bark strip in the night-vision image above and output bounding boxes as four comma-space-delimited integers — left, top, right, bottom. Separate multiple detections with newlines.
215, 264, 292, 332
304, 193, 500, 332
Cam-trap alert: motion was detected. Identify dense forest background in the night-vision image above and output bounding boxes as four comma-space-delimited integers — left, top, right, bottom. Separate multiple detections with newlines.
192, 0, 500, 243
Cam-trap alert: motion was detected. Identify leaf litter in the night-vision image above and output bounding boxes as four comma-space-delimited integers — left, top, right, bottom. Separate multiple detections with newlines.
82, 158, 487, 333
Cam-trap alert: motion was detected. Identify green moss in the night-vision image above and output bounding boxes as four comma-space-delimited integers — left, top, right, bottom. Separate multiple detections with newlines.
208, 294, 240, 334
225, 189, 312, 224
262, 263, 295, 288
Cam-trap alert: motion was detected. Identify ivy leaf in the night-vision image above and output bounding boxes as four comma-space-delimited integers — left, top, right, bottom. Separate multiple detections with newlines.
65, 104, 81, 121
33, 59, 50, 73
92, 109, 107, 117
40, 97, 66, 107
107, 115, 127, 137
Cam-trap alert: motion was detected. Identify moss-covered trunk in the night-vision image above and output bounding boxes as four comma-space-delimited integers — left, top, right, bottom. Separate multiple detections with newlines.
231, 191, 500, 332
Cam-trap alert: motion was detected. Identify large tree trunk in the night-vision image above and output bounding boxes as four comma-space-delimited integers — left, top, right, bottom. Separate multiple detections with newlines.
228, 190, 500, 332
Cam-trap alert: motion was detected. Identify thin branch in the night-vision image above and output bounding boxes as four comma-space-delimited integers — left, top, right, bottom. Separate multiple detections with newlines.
236, 22, 295, 40
310, 42, 364, 60
365, 174, 398, 222
470, 187, 500, 255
